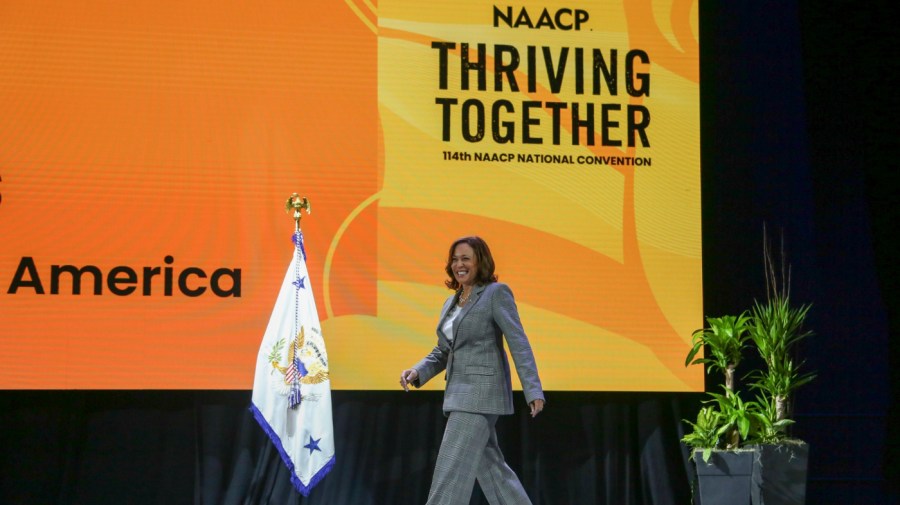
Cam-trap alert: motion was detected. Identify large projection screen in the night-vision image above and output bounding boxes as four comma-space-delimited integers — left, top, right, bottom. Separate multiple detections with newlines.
0, 1, 702, 391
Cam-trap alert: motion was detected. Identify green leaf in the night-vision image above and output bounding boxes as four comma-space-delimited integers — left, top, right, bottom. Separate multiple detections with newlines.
737, 416, 750, 440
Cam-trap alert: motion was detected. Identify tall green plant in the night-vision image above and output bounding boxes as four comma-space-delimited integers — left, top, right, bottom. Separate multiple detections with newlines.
684, 312, 753, 454
747, 231, 815, 425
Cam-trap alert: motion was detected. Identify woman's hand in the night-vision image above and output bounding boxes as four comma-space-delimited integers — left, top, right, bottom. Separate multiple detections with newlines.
529, 399, 545, 418
399, 368, 419, 392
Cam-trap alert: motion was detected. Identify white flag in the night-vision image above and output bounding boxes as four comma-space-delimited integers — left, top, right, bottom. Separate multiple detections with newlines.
251, 230, 334, 495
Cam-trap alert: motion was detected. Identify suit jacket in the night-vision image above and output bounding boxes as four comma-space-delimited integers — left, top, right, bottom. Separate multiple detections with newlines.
411, 282, 544, 415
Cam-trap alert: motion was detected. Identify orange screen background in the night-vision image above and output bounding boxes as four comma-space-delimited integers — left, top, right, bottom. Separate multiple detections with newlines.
0, 0, 703, 391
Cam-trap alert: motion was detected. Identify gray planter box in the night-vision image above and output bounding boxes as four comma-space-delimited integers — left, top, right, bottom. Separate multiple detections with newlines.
693, 449, 756, 505
750, 442, 809, 505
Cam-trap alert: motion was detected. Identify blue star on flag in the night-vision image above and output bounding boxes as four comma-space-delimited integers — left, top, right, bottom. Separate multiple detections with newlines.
293, 276, 306, 289
304, 435, 322, 454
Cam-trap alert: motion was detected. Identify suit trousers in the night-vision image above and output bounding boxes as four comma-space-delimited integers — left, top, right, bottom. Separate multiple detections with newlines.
426, 411, 533, 505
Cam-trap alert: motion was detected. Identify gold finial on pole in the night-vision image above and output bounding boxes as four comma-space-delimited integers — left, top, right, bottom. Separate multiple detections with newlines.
285, 193, 311, 231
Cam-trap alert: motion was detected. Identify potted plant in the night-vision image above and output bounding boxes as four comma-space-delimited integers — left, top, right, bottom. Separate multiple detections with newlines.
683, 394, 758, 505
683, 313, 756, 505
682, 229, 816, 505
744, 234, 815, 505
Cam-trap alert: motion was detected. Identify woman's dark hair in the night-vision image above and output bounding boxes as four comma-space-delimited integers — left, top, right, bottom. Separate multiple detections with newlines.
444, 236, 498, 290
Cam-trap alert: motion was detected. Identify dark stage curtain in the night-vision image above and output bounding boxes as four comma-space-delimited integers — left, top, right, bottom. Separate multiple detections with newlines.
0, 391, 702, 505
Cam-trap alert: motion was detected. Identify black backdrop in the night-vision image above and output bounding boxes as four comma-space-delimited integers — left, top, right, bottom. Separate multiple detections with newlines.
2, 2, 897, 504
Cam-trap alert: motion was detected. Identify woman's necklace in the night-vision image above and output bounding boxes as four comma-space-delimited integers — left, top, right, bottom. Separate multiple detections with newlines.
459, 289, 471, 306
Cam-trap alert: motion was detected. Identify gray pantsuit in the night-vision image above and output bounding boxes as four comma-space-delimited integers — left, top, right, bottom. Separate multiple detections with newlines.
410, 282, 544, 504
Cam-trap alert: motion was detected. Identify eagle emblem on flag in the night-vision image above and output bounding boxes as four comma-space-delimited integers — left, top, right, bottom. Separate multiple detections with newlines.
268, 327, 331, 393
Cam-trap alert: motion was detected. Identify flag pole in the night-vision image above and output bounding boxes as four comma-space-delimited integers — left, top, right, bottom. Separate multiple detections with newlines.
284, 193, 311, 409
251, 192, 334, 496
